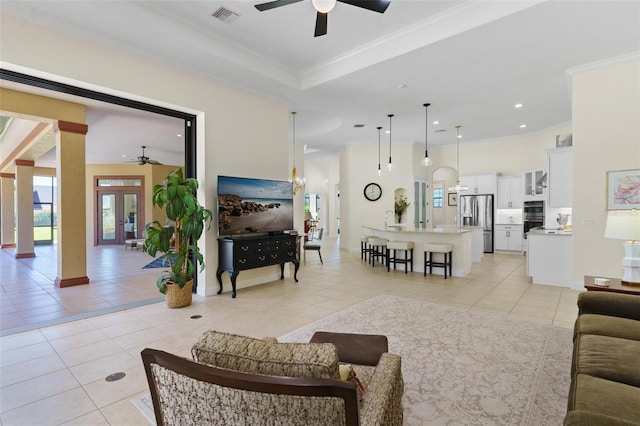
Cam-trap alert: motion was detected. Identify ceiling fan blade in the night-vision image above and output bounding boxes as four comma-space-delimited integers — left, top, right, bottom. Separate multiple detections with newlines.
337, 0, 390, 13
255, 0, 303, 11
314, 12, 328, 37
147, 159, 163, 165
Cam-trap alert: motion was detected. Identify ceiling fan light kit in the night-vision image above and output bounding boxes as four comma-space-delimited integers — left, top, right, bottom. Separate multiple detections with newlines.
312, 0, 336, 13
126, 145, 162, 165
254, 0, 391, 37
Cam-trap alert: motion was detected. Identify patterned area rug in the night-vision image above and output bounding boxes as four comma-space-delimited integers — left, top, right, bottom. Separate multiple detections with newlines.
279, 295, 573, 426
132, 294, 573, 425
142, 255, 173, 269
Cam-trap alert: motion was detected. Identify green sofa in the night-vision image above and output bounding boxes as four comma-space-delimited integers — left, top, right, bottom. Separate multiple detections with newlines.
564, 291, 640, 425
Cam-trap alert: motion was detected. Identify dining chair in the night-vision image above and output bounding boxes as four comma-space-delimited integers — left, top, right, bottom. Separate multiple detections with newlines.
304, 228, 324, 264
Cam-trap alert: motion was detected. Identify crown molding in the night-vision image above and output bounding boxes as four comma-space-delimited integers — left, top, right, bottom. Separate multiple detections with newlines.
567, 51, 640, 75
300, 1, 544, 89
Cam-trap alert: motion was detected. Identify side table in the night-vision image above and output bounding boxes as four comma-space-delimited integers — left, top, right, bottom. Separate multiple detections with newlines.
584, 275, 640, 295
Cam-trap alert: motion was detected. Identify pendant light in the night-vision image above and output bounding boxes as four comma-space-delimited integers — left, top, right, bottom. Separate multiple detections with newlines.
421, 103, 433, 167
387, 114, 394, 171
448, 125, 469, 192
377, 126, 382, 176
290, 111, 306, 196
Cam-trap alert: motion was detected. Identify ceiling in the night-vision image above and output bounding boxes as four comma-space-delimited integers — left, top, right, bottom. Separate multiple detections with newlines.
1, 1, 639, 167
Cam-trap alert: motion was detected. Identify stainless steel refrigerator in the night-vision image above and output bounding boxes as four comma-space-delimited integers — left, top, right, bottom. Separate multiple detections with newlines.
459, 194, 494, 253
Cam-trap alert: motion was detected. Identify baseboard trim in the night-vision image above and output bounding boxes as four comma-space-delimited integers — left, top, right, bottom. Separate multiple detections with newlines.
55, 276, 90, 287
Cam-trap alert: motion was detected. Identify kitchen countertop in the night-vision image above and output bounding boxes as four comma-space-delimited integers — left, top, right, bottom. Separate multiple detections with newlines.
495, 222, 523, 225
363, 225, 471, 234
527, 228, 572, 236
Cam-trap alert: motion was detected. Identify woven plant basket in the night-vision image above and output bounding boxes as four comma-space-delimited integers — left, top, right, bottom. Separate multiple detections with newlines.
165, 279, 193, 308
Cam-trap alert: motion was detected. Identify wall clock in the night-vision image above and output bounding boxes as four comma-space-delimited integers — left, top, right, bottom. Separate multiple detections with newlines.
364, 183, 382, 201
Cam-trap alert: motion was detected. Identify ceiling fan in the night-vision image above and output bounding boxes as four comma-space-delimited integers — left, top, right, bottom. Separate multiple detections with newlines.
255, 0, 391, 37
126, 145, 162, 165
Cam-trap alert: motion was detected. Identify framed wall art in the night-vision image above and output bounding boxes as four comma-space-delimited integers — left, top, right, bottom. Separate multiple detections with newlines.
607, 169, 640, 210
448, 192, 458, 206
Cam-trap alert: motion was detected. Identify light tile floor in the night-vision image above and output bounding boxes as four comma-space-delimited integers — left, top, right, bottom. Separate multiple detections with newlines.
0, 237, 582, 425
1, 245, 163, 333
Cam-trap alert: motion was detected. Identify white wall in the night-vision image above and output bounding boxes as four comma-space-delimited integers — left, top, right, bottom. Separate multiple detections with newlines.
0, 12, 290, 296
340, 143, 416, 252
572, 58, 640, 283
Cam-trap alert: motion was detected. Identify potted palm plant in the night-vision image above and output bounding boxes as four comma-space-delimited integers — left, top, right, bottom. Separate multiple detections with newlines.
143, 168, 213, 308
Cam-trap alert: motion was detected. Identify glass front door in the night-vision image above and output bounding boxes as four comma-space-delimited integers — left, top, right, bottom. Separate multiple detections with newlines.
97, 190, 140, 245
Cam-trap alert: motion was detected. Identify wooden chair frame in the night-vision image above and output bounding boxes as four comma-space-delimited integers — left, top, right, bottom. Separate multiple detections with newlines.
141, 348, 360, 426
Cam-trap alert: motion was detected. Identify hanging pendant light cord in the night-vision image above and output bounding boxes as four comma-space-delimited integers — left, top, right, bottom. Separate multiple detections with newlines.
377, 126, 382, 172
424, 103, 430, 157
456, 125, 461, 182
388, 114, 394, 169
292, 111, 297, 173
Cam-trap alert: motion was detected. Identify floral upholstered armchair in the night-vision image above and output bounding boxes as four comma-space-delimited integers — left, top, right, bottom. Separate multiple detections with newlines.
141, 330, 404, 426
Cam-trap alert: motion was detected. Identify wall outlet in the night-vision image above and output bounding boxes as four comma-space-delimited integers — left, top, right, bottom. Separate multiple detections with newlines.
583, 218, 593, 226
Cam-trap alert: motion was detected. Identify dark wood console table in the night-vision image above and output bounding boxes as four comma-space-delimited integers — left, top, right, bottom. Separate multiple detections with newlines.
584, 275, 640, 295
217, 234, 300, 298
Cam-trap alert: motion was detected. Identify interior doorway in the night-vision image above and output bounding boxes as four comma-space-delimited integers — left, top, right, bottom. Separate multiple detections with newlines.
413, 178, 430, 228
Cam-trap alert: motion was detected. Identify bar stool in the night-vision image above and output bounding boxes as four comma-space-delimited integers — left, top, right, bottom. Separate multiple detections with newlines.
360, 235, 375, 261
367, 237, 388, 267
423, 243, 453, 279
386, 241, 414, 274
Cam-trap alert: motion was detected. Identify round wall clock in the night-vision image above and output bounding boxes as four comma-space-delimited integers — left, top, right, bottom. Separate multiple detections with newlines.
363, 183, 382, 201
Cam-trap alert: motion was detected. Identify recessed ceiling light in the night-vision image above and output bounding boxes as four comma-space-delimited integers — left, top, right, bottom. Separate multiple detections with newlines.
520, 124, 527, 128
177, 134, 183, 137
433, 120, 439, 125
121, 154, 127, 158
515, 103, 523, 109
385, 130, 390, 134
397, 84, 407, 89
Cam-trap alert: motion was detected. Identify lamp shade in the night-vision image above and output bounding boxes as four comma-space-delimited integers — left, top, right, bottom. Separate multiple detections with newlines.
604, 209, 640, 241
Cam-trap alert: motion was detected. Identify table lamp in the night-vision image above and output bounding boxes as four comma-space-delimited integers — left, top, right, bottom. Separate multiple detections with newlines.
604, 208, 640, 284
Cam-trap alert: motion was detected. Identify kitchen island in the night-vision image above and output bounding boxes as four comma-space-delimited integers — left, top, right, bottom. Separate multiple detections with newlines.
363, 225, 472, 277
526, 228, 573, 287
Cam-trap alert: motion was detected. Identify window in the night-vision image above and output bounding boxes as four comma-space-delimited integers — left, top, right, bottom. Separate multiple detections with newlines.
433, 188, 443, 208
97, 178, 141, 187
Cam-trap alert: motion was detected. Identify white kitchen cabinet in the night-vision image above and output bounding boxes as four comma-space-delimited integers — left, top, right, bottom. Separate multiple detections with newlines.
523, 168, 545, 200
527, 232, 572, 287
547, 147, 573, 208
495, 224, 522, 251
497, 176, 523, 208
459, 173, 497, 194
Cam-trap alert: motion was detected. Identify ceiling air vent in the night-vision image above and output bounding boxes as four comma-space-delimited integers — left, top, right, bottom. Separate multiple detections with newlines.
212, 7, 240, 24
435, 129, 447, 133
353, 124, 365, 128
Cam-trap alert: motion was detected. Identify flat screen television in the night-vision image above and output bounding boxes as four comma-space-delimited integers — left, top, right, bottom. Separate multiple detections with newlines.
217, 175, 294, 237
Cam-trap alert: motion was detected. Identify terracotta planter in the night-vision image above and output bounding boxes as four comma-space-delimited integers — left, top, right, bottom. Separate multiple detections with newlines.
165, 279, 193, 308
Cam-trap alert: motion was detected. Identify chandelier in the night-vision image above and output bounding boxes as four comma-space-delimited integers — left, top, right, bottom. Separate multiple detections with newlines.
291, 111, 306, 196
